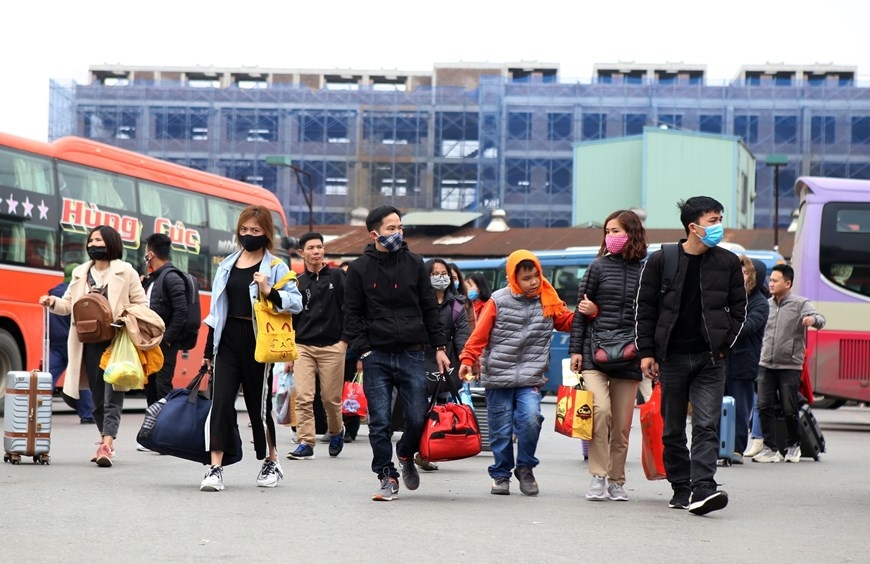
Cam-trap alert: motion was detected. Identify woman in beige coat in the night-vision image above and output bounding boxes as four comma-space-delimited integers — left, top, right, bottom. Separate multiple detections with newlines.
39, 225, 147, 467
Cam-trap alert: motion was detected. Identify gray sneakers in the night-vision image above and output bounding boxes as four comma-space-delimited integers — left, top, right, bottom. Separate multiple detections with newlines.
491, 477, 510, 495
752, 446, 783, 463
784, 444, 802, 463
606, 481, 629, 501
586, 475, 606, 500
372, 477, 399, 501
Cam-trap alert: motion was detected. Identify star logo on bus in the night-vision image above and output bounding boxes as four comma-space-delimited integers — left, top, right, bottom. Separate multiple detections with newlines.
21, 197, 34, 218
5, 193, 18, 215
38, 200, 49, 219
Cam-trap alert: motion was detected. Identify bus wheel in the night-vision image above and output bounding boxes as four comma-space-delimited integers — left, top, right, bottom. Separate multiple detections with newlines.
0, 328, 24, 417
812, 396, 845, 410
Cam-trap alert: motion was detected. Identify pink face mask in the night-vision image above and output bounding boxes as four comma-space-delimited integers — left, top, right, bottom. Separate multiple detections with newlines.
605, 233, 629, 255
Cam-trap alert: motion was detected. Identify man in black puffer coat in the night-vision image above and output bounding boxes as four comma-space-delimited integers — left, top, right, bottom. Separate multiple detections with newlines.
635, 196, 746, 516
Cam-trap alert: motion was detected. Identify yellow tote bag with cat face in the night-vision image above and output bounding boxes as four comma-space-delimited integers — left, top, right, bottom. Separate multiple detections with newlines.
254, 270, 298, 364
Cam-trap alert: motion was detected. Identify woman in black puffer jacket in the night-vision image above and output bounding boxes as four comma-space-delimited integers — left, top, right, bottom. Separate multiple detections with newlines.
568, 210, 648, 502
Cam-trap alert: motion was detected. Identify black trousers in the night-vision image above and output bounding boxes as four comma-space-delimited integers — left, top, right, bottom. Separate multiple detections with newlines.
144, 341, 179, 405
210, 317, 276, 460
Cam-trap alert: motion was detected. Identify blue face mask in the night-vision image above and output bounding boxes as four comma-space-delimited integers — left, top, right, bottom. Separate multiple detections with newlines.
453, 280, 460, 291
696, 223, 724, 247
467, 289, 479, 301
376, 232, 403, 252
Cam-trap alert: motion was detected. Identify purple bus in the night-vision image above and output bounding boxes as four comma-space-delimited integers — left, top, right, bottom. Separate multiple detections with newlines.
792, 176, 870, 407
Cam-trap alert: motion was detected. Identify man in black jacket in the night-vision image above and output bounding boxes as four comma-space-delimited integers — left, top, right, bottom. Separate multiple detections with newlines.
286, 232, 348, 461
635, 196, 746, 516
344, 205, 449, 501
141, 233, 189, 408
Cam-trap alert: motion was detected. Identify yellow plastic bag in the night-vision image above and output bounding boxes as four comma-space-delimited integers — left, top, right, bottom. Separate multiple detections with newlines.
103, 328, 146, 390
254, 266, 298, 364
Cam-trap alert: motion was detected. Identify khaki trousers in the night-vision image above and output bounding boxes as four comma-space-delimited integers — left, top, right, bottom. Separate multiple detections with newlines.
581, 369, 639, 484
294, 342, 346, 446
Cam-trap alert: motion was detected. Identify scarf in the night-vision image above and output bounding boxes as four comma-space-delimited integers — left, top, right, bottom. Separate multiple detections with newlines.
505, 249, 568, 319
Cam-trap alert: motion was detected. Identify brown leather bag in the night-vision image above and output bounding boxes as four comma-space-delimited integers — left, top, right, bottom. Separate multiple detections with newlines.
73, 270, 115, 343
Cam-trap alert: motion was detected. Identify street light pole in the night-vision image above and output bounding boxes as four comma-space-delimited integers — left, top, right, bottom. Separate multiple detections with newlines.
265, 155, 314, 233
765, 154, 788, 253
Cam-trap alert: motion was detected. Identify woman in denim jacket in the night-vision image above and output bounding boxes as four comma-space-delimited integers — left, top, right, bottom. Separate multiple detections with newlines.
199, 205, 302, 492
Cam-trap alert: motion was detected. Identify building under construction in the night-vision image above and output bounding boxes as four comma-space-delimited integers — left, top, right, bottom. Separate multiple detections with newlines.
48, 61, 870, 228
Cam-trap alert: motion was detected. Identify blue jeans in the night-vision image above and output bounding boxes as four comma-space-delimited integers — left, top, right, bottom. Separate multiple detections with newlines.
658, 352, 725, 492
724, 378, 754, 454
362, 350, 426, 480
757, 367, 801, 449
485, 386, 544, 479
750, 394, 762, 438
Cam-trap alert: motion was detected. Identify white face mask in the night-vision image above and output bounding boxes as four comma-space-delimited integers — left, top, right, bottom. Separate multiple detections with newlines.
430, 274, 451, 290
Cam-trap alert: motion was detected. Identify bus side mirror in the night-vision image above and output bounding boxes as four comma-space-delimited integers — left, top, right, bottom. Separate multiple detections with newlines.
282, 236, 297, 251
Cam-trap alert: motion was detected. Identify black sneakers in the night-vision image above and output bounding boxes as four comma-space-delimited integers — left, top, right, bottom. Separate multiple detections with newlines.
669, 486, 691, 510
398, 456, 420, 490
688, 488, 729, 516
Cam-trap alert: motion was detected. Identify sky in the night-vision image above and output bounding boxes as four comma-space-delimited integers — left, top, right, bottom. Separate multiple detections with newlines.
2, 0, 866, 142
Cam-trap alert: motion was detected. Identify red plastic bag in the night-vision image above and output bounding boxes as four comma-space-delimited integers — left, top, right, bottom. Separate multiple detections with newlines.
640, 384, 667, 480
341, 372, 367, 417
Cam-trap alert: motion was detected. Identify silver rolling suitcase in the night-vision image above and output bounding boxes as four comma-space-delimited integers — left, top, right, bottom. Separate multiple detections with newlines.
4, 306, 52, 465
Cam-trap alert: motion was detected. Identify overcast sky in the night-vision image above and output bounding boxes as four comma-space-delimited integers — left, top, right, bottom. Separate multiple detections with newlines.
2, 0, 865, 142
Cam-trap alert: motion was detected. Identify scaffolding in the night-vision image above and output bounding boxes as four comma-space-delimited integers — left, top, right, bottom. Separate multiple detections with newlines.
49, 62, 870, 228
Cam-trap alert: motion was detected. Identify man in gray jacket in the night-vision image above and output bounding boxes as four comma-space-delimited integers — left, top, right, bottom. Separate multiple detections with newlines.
753, 264, 826, 463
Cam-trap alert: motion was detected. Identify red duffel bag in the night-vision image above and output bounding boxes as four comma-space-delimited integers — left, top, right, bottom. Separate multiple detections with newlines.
418, 371, 482, 462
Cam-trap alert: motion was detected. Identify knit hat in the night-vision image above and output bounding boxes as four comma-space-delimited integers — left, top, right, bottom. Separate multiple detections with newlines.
63, 263, 79, 284
505, 250, 568, 318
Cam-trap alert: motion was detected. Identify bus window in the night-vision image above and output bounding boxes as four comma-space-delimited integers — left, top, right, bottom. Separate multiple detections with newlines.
58, 163, 135, 210
554, 268, 581, 305
0, 148, 53, 194
0, 220, 26, 264
139, 181, 207, 227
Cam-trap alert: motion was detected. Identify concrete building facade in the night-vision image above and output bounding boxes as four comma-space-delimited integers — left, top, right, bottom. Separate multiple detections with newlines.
48, 61, 870, 229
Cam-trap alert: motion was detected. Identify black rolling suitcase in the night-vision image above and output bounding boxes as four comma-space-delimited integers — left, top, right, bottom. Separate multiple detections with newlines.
775, 401, 826, 461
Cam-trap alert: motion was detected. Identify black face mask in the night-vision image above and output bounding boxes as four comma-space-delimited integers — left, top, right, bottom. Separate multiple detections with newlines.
239, 234, 268, 252
87, 245, 108, 261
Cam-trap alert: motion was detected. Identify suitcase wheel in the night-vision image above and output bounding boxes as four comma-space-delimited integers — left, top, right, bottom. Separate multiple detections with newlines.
38, 454, 50, 465
2, 453, 8, 464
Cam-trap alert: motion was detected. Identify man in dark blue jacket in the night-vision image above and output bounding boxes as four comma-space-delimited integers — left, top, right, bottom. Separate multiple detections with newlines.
343, 205, 449, 501
51, 263, 95, 424
635, 196, 746, 516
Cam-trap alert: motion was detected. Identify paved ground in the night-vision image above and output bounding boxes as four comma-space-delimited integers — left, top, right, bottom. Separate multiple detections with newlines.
3, 397, 869, 563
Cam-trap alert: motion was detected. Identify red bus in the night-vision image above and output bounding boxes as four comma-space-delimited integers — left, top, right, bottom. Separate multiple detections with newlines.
0, 132, 291, 413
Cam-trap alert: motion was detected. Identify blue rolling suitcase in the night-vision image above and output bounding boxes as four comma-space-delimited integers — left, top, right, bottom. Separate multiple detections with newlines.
718, 395, 737, 466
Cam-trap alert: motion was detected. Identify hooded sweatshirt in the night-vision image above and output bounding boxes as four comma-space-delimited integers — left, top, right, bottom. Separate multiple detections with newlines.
343, 241, 446, 354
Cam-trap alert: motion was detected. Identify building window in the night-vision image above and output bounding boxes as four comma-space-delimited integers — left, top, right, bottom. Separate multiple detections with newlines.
625, 71, 644, 85
811, 116, 835, 144
582, 113, 606, 141
547, 113, 572, 141
155, 107, 208, 141
508, 112, 532, 141
624, 113, 646, 136
774, 72, 793, 87
851, 117, 870, 145
548, 159, 572, 195
435, 112, 478, 158
699, 115, 723, 134
83, 107, 139, 140
362, 111, 427, 144
658, 114, 682, 129
774, 115, 798, 144
744, 72, 762, 86
734, 115, 759, 143
297, 110, 352, 144
226, 109, 279, 142
435, 163, 477, 209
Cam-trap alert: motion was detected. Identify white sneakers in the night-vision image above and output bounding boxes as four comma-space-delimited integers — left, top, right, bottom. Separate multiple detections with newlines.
200, 465, 224, 491
752, 447, 783, 463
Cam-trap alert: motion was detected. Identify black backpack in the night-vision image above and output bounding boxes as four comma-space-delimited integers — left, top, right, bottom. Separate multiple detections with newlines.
157, 266, 202, 351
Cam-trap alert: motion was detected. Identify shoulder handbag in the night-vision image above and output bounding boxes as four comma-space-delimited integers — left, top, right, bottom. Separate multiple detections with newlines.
142, 367, 243, 466
254, 262, 298, 363
590, 264, 638, 370
418, 370, 482, 462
